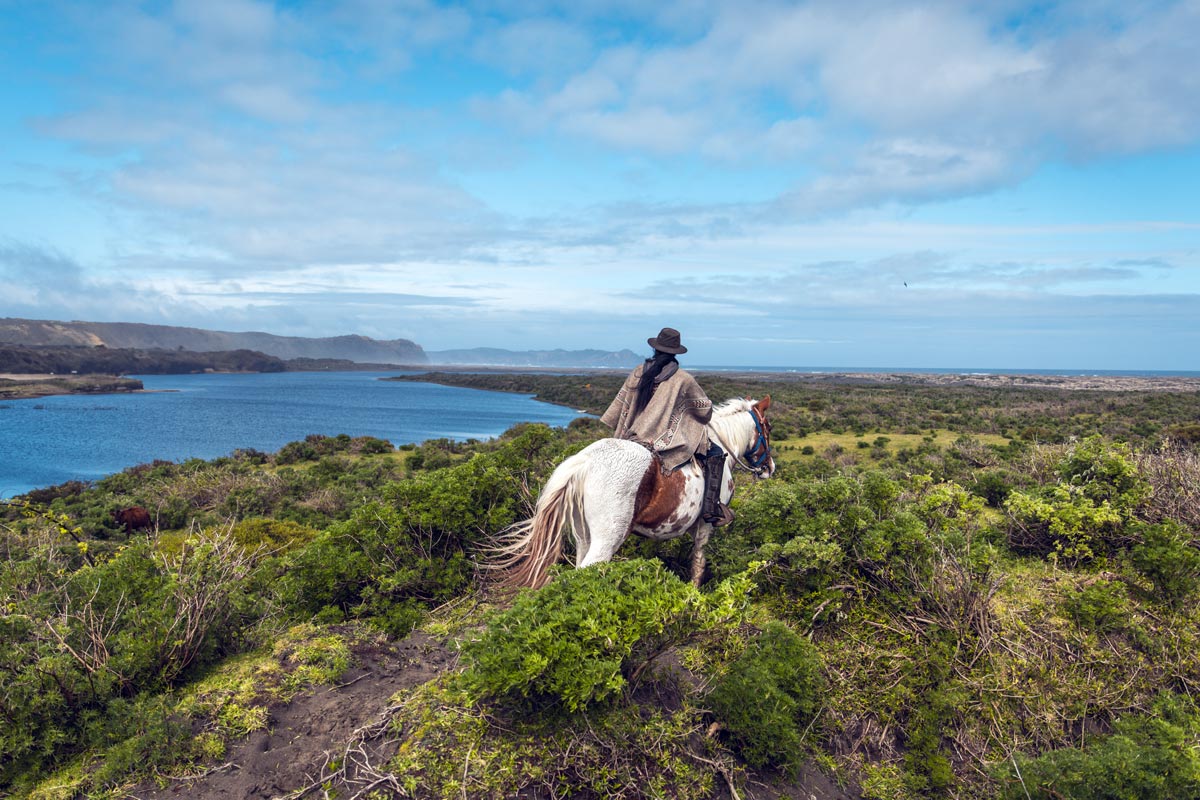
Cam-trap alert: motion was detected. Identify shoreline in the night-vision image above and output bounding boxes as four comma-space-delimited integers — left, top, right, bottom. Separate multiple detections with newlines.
0, 374, 145, 401
4, 365, 1197, 403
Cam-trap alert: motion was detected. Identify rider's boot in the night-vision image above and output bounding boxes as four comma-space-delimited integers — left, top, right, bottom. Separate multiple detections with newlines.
699, 443, 734, 527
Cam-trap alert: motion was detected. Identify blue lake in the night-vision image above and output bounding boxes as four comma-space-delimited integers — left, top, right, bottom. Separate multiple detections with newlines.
0, 372, 584, 498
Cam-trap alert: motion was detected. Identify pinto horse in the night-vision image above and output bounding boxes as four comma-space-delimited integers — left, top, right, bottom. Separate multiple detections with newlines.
492, 396, 774, 589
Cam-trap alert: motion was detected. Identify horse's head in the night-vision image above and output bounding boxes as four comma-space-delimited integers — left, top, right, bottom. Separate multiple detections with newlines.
709, 395, 776, 479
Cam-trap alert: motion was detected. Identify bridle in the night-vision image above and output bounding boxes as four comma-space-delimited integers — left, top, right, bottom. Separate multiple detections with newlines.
728, 403, 773, 476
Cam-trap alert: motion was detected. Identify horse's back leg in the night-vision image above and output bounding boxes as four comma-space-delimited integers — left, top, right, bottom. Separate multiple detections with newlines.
576, 477, 636, 567
575, 445, 646, 567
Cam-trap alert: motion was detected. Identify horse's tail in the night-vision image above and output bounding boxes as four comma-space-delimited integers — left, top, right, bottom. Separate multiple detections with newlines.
488, 452, 591, 590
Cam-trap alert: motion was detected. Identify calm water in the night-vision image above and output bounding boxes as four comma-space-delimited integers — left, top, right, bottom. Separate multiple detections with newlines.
0, 372, 584, 498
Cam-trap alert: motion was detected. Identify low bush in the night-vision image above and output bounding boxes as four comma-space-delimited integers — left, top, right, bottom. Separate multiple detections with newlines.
388, 681, 719, 800
970, 467, 1019, 507
1005, 438, 1149, 561
1001, 692, 1200, 799
0, 532, 259, 787
460, 560, 705, 713
706, 621, 823, 773
1061, 578, 1130, 634
229, 517, 319, 553
1129, 521, 1200, 607
278, 501, 470, 636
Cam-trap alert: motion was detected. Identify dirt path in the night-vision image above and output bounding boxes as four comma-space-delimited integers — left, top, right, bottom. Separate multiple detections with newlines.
129, 632, 455, 800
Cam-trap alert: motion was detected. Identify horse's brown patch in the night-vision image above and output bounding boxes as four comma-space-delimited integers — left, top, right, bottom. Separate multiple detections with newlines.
632, 459, 687, 530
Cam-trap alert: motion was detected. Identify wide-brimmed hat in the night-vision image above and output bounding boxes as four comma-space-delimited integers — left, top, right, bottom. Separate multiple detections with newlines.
647, 327, 687, 354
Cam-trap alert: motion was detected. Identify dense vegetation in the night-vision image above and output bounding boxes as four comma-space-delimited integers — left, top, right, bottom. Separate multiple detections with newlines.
2, 375, 1199, 798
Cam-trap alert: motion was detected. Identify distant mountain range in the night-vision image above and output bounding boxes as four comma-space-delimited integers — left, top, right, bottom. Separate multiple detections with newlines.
0, 318, 641, 369
426, 347, 641, 368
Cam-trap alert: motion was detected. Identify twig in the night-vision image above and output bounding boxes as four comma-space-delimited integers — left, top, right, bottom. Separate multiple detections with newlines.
167, 760, 240, 782
1010, 752, 1033, 800
328, 672, 370, 691
686, 752, 741, 800
461, 741, 476, 800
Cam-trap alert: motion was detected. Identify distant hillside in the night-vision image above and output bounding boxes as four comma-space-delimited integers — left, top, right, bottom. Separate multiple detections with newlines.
0, 319, 641, 368
0, 318, 427, 364
426, 347, 641, 368
0, 344, 287, 376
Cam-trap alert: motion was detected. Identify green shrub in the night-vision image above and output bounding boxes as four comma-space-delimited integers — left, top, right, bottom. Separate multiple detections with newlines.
1061, 579, 1130, 633
278, 502, 470, 636
0, 534, 259, 787
1001, 693, 1200, 799
82, 694, 194, 792
1006, 437, 1151, 562
1165, 423, 1200, 444
972, 468, 1017, 507
706, 621, 823, 773
351, 435, 394, 454
1057, 437, 1149, 513
1129, 521, 1200, 607
277, 430, 560, 633
460, 560, 704, 713
274, 439, 318, 464
229, 518, 318, 552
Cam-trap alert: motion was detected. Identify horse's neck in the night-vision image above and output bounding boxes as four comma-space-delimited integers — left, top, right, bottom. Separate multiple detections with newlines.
708, 413, 749, 456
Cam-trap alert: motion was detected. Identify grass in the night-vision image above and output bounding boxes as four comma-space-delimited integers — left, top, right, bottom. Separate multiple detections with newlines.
774, 429, 1011, 462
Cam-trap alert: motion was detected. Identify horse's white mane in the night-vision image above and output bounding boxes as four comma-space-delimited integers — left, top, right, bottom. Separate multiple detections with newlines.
707, 397, 758, 453
712, 397, 755, 417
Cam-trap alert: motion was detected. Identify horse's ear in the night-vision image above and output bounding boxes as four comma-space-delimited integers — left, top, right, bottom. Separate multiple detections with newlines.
757, 395, 771, 412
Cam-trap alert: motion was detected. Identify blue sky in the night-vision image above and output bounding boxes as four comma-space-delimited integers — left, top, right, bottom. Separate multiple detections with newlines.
1, 0, 1198, 369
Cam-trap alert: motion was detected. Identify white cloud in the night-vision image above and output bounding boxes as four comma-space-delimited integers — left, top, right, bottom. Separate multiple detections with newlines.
472, 17, 594, 76
475, 0, 1200, 210
778, 138, 1018, 214
562, 106, 708, 154
219, 82, 310, 123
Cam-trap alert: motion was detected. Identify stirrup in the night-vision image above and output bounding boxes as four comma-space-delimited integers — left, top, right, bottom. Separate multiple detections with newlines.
703, 503, 734, 527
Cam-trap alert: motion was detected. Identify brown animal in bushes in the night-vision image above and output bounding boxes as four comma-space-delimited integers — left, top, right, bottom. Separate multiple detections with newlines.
114, 505, 152, 533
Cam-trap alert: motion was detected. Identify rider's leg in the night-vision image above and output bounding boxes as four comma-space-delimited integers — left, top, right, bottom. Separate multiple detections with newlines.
698, 443, 733, 526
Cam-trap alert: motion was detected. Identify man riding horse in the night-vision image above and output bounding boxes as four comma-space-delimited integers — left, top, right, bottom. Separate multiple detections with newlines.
600, 327, 733, 527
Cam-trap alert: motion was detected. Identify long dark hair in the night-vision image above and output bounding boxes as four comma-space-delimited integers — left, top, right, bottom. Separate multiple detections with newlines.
634, 351, 677, 416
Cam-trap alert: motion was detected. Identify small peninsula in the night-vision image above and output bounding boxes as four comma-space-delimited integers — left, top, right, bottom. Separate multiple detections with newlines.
0, 374, 144, 400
